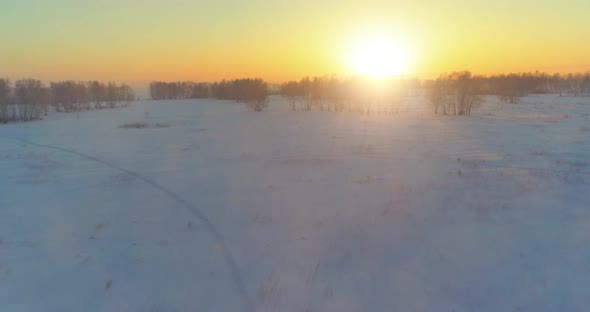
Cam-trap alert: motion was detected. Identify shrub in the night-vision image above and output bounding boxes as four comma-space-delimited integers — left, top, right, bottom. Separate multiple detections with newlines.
119, 122, 147, 129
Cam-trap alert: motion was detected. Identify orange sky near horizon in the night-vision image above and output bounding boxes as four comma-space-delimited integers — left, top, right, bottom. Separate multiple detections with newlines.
1, 0, 590, 87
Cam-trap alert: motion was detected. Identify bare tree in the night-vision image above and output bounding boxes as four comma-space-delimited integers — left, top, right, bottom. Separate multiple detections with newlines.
300, 77, 312, 111
15, 79, 44, 121
281, 81, 300, 111
495, 74, 522, 104
89, 81, 106, 109
0, 79, 10, 123
428, 77, 444, 114
428, 71, 481, 116
119, 83, 135, 107
451, 71, 482, 116
106, 82, 118, 109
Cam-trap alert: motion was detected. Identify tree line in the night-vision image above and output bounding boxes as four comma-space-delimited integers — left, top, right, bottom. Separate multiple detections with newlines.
484, 72, 590, 98
426, 71, 590, 116
279, 76, 421, 114
149, 78, 269, 111
0, 79, 135, 123
427, 71, 481, 116
149, 81, 210, 100
276, 71, 590, 117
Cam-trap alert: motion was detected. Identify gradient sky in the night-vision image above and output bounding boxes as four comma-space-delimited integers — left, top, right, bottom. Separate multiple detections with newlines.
2, 0, 590, 86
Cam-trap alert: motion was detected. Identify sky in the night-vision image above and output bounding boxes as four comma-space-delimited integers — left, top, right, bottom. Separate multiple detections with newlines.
1, 0, 590, 86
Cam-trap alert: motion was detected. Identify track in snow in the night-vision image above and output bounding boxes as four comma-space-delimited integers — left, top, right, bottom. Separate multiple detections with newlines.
0, 135, 254, 312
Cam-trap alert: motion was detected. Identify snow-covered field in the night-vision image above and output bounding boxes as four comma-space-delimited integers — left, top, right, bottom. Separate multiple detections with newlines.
1, 95, 589, 312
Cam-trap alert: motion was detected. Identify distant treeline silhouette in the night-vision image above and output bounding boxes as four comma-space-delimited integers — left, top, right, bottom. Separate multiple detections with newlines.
427, 71, 590, 115
149, 81, 210, 100
279, 76, 420, 114
0, 78, 135, 123
149, 78, 269, 111
279, 71, 590, 116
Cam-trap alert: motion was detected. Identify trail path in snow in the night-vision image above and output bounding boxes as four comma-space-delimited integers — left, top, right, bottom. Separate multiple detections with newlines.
0, 135, 254, 312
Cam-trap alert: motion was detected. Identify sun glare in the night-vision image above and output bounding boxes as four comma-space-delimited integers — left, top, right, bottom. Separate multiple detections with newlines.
348, 35, 409, 78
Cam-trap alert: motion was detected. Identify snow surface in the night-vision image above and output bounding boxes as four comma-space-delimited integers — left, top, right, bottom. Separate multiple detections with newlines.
1, 95, 590, 311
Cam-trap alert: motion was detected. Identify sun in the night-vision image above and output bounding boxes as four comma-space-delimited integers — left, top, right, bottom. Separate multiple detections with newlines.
348, 34, 409, 78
